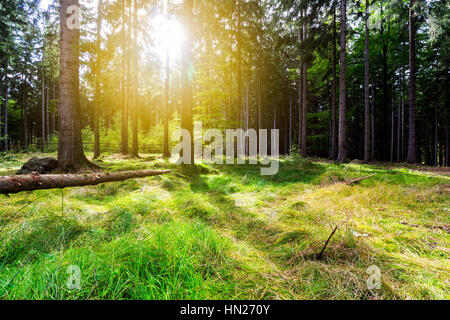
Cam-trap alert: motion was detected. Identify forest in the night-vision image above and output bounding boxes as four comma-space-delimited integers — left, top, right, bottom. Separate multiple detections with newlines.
0, 0, 448, 301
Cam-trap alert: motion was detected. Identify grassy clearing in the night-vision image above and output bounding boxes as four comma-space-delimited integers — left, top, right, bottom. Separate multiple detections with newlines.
0, 153, 449, 300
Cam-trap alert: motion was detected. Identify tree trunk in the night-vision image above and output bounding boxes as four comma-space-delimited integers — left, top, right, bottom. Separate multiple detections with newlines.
364, 0, 370, 163
330, 6, 337, 160
94, 0, 103, 159
401, 92, 405, 162
246, 86, 249, 155
391, 99, 395, 162
3, 79, 9, 152
337, 0, 347, 163
181, 0, 194, 164
298, 10, 303, 152
380, 2, 390, 162
273, 103, 277, 129
131, 0, 139, 157
162, 0, 170, 159
163, 43, 170, 158
46, 85, 50, 144
397, 99, 401, 162
121, 0, 129, 155
41, 72, 45, 150
289, 90, 292, 154
446, 64, 449, 167
407, 0, 416, 164
258, 0, 263, 132
434, 104, 438, 167
371, 84, 376, 160
0, 170, 171, 195
23, 91, 28, 149
52, 85, 56, 135
237, 0, 242, 128
301, 14, 308, 158
0, 79, 2, 142
58, 0, 93, 171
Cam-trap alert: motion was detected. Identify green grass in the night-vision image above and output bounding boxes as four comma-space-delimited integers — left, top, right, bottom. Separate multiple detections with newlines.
0, 152, 449, 300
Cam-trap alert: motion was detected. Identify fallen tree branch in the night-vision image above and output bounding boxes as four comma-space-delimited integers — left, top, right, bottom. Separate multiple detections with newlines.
400, 221, 450, 233
316, 226, 339, 260
0, 170, 171, 195
341, 174, 376, 186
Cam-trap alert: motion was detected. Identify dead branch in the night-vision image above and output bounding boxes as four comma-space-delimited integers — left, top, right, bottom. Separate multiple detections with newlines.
342, 174, 376, 185
316, 226, 339, 260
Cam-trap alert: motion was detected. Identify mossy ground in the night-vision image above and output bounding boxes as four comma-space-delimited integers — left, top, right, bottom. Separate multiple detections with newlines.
0, 152, 448, 300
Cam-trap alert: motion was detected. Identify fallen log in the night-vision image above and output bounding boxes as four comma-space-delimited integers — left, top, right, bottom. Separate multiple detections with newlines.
0, 170, 171, 195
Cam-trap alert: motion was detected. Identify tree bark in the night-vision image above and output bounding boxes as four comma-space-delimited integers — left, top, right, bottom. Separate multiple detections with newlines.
0, 78, 2, 142
58, 0, 93, 171
52, 85, 56, 136
273, 103, 276, 129
181, 0, 194, 164
236, 0, 242, 129
434, 104, 438, 167
163, 44, 170, 158
3, 79, 8, 152
121, 0, 129, 155
337, 0, 347, 163
301, 13, 308, 158
364, 0, 370, 163
298, 10, 303, 152
391, 99, 395, 162
0, 170, 171, 195
330, 6, 337, 160
371, 84, 376, 160
22, 83, 28, 149
163, 0, 170, 159
131, 0, 139, 157
407, 0, 416, 164
397, 98, 401, 162
46, 85, 50, 144
380, 2, 390, 162
93, 0, 103, 159
289, 90, 292, 154
446, 64, 449, 167
41, 70, 45, 150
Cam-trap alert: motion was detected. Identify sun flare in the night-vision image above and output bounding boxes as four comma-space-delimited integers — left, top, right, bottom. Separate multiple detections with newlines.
151, 13, 185, 62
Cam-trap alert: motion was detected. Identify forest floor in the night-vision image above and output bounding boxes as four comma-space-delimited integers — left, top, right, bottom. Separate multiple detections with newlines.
0, 152, 449, 300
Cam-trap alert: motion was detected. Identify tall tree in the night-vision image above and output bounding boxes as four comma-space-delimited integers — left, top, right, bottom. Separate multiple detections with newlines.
121, 0, 129, 155
2, 79, 8, 151
364, 0, 370, 163
93, 0, 103, 159
406, 0, 416, 164
131, 0, 139, 157
330, 5, 337, 160
298, 9, 303, 153
58, 0, 93, 170
41, 69, 45, 149
163, 0, 171, 159
337, 0, 347, 163
300, 10, 308, 158
237, 0, 242, 128
181, 0, 194, 164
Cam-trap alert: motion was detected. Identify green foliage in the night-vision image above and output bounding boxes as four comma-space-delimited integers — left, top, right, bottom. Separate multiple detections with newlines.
1, 155, 448, 299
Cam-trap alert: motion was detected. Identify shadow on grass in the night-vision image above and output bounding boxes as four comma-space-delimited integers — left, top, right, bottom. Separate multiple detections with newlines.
0, 216, 86, 266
